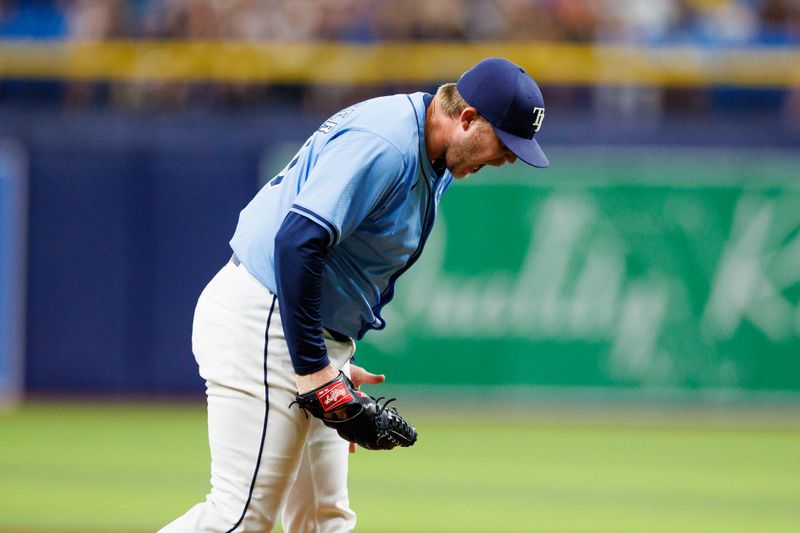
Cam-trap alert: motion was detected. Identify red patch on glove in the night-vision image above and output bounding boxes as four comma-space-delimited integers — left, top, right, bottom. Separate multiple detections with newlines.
316, 380, 353, 412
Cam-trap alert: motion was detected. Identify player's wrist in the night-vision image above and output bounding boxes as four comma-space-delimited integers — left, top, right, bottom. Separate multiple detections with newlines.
295, 362, 338, 394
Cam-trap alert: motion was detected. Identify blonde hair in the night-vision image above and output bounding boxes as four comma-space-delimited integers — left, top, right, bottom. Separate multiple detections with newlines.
436, 82, 487, 125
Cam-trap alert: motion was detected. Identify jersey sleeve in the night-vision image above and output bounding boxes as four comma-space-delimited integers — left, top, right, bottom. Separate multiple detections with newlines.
274, 212, 331, 375
290, 130, 405, 245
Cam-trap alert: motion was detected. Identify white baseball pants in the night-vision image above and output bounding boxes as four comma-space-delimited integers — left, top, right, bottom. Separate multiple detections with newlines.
159, 259, 357, 533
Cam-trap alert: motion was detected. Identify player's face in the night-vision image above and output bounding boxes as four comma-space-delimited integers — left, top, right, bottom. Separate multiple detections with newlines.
445, 119, 517, 179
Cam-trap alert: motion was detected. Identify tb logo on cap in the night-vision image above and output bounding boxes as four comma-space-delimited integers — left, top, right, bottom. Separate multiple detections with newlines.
532, 107, 545, 133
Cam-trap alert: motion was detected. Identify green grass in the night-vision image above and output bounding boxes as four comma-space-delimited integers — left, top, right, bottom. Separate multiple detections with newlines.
1, 401, 799, 532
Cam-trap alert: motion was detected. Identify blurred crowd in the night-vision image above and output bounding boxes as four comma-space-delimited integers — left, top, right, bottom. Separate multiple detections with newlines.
1, 0, 799, 44
1, 0, 799, 116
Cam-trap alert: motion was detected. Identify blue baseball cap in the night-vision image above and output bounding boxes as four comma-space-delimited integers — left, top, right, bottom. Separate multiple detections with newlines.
456, 57, 549, 168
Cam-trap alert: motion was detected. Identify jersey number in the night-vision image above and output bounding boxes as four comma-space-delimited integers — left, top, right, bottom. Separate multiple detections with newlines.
269, 139, 312, 188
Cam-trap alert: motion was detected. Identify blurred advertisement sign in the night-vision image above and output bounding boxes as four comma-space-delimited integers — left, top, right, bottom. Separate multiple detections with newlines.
0, 140, 27, 404
362, 147, 800, 400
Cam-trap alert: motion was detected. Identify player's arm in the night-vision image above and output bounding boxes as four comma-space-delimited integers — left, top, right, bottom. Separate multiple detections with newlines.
273, 212, 338, 392
277, 131, 405, 392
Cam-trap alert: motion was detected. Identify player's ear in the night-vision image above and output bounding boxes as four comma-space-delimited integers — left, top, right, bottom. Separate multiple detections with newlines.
459, 107, 480, 131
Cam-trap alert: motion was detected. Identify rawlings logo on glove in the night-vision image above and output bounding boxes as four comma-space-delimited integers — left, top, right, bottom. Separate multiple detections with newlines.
292, 371, 418, 451
316, 381, 353, 411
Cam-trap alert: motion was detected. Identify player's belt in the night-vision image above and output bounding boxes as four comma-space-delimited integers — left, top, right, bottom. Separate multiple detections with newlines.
231, 253, 241, 266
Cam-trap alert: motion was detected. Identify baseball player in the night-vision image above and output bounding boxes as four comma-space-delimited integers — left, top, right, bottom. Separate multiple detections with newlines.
159, 57, 548, 533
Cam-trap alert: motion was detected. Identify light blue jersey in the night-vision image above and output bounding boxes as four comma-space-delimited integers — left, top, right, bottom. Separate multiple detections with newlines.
230, 92, 453, 339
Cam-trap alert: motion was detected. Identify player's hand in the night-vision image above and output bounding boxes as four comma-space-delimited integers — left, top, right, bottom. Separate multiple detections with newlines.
349, 364, 385, 388
347, 364, 385, 454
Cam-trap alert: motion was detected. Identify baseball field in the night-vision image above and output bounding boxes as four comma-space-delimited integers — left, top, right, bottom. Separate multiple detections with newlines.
2, 400, 799, 533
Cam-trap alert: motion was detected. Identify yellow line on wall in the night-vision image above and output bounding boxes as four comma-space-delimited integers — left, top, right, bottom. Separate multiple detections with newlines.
1, 40, 799, 87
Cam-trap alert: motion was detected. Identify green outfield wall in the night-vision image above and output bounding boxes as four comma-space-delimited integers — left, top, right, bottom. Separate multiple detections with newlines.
358, 146, 800, 399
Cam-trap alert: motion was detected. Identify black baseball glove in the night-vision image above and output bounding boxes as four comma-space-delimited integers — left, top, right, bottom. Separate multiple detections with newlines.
292, 371, 417, 450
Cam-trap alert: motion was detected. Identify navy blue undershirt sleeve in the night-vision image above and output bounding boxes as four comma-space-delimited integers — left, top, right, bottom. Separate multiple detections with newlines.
274, 211, 331, 375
